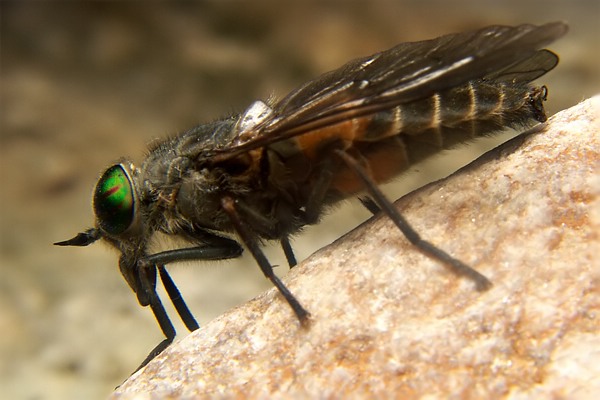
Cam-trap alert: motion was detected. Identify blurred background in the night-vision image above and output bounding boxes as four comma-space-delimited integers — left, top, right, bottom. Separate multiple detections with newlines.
2, 1, 598, 398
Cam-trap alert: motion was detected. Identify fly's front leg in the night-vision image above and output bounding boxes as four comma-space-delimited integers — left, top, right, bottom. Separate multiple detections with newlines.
119, 255, 176, 366
134, 264, 177, 372
141, 240, 243, 331
131, 240, 243, 370
221, 196, 310, 325
334, 149, 492, 291
158, 265, 199, 332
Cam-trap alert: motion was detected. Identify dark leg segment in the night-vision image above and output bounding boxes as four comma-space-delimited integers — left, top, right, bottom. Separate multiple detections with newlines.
359, 196, 381, 215
281, 236, 298, 268
130, 241, 243, 372
334, 149, 492, 291
138, 242, 242, 331
221, 196, 310, 324
134, 267, 177, 372
158, 265, 199, 331
142, 243, 242, 265
303, 161, 336, 224
225, 200, 299, 269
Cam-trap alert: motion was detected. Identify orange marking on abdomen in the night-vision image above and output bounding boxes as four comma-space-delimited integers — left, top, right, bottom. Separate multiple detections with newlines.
331, 137, 409, 195
293, 117, 374, 159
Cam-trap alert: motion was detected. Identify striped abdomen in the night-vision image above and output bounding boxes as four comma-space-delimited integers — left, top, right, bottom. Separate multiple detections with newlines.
321, 81, 547, 195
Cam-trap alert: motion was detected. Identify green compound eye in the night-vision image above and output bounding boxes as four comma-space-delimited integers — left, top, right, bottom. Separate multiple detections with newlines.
93, 165, 135, 236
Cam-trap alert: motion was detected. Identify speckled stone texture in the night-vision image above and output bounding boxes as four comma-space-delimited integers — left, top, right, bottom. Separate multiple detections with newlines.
112, 97, 599, 399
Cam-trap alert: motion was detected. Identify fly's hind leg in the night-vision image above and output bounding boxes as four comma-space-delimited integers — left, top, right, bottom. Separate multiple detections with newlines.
359, 196, 381, 215
334, 149, 492, 291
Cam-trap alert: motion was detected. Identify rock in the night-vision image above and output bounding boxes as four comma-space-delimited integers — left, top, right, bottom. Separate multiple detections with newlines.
112, 96, 600, 399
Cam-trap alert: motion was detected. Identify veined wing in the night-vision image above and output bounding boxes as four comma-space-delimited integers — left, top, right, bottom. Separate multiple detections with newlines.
213, 22, 567, 159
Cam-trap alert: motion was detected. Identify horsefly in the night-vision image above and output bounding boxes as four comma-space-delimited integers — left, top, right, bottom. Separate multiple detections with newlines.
56, 22, 568, 370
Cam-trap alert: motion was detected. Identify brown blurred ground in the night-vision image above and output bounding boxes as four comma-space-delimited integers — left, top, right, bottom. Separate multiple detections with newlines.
1, 1, 598, 398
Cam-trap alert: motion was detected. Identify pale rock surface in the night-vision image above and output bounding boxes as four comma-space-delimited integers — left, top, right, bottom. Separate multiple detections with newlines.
112, 97, 599, 399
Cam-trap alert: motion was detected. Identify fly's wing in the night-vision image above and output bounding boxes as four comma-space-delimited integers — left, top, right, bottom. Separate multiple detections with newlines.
482, 49, 559, 83
215, 22, 567, 157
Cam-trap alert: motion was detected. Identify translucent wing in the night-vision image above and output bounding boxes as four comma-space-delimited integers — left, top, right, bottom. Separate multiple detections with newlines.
215, 22, 567, 157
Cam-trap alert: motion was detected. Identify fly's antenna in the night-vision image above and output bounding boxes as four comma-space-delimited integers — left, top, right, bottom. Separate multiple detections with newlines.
54, 228, 102, 247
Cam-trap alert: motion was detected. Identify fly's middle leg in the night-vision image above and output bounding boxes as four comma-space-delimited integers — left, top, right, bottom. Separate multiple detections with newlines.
230, 199, 298, 268
301, 157, 339, 225
280, 237, 297, 267
139, 242, 243, 330
221, 196, 311, 325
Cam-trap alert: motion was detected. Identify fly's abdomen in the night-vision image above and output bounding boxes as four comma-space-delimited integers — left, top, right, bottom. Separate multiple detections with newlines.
289, 81, 547, 156
271, 81, 549, 198
328, 81, 548, 195
361, 81, 547, 144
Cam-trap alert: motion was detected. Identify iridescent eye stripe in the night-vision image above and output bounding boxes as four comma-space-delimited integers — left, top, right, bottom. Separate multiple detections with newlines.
100, 167, 133, 210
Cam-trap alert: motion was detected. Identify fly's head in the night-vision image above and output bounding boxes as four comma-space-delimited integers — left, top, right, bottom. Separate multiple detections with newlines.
55, 161, 151, 294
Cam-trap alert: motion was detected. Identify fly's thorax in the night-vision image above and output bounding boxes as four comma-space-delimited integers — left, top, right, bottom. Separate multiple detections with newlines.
140, 118, 239, 189
171, 168, 229, 231
138, 117, 273, 235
